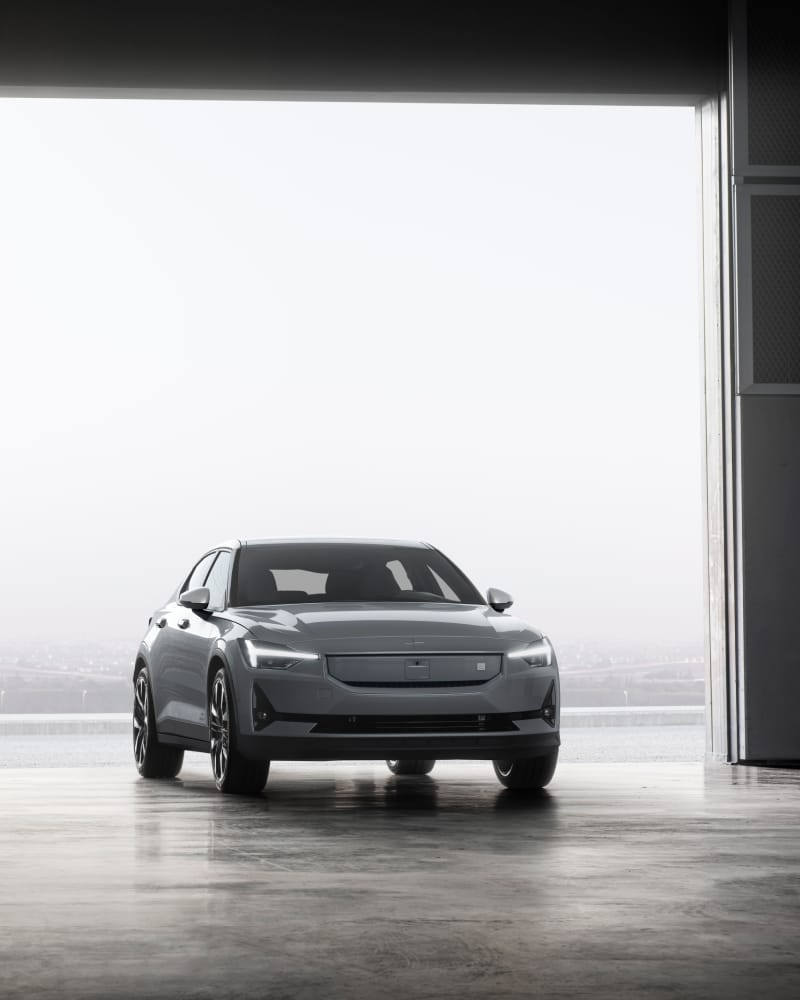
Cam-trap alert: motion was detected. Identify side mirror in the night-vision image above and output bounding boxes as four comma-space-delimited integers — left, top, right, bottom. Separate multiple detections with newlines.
487, 587, 513, 612
179, 586, 210, 611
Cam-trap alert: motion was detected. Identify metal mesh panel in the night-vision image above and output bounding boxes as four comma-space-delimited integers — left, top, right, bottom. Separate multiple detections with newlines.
751, 195, 800, 384
747, 4, 800, 166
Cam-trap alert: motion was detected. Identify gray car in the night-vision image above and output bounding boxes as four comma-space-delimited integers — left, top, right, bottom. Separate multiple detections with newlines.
133, 538, 560, 794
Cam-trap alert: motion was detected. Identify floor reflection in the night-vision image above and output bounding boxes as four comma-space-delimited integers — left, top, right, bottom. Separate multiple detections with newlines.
133, 764, 560, 814
10, 764, 800, 999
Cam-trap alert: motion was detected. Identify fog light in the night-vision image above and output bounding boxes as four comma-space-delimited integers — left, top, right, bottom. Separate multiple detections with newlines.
252, 684, 274, 731
540, 681, 557, 728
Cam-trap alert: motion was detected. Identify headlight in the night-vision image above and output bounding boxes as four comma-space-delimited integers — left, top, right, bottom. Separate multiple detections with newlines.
507, 638, 553, 667
242, 639, 320, 670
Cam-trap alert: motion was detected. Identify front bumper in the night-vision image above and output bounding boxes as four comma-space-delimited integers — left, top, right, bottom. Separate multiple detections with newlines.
237, 729, 560, 761
228, 643, 560, 762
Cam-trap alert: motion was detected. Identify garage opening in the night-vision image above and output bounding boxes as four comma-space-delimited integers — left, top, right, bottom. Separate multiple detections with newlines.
0, 98, 703, 766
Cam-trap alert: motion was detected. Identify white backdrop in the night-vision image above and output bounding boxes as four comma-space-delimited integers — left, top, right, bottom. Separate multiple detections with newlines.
0, 100, 701, 646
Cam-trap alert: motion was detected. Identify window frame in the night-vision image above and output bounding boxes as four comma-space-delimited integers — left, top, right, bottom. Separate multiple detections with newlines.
180, 551, 219, 596
204, 549, 233, 612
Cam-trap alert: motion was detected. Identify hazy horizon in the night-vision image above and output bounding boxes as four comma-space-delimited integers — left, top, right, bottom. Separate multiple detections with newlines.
0, 99, 702, 646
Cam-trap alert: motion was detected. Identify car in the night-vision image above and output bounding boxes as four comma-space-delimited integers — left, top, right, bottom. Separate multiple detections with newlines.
133, 538, 560, 794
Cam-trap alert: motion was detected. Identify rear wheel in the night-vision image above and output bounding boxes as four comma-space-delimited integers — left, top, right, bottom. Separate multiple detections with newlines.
133, 668, 184, 778
210, 667, 269, 795
493, 751, 558, 790
386, 759, 436, 776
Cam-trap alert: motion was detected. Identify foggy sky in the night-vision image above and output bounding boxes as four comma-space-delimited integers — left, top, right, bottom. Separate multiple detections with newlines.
0, 99, 702, 647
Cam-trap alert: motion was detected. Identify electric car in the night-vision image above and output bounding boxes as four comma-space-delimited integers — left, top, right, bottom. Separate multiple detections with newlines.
132, 538, 560, 794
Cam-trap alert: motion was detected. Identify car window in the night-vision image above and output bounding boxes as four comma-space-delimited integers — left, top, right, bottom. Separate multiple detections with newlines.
429, 567, 459, 602
387, 559, 413, 591
183, 552, 217, 594
231, 543, 485, 605
205, 551, 232, 610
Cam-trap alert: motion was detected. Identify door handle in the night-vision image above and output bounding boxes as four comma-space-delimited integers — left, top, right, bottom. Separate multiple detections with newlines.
178, 619, 190, 629
155, 617, 167, 629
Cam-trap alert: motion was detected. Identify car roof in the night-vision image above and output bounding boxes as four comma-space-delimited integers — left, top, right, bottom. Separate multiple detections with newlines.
239, 537, 431, 549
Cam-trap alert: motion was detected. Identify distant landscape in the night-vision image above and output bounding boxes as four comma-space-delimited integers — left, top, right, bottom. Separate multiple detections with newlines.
0, 638, 705, 713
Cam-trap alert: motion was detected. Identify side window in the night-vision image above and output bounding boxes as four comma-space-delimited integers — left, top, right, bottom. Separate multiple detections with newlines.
183, 552, 217, 594
205, 551, 232, 610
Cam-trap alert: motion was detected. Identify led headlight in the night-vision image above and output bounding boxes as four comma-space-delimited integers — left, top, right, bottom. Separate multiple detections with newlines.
242, 640, 320, 670
507, 638, 553, 668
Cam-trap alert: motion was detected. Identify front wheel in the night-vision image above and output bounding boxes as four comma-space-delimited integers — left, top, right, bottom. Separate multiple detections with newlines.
209, 668, 269, 795
493, 751, 558, 790
133, 668, 184, 778
386, 759, 435, 776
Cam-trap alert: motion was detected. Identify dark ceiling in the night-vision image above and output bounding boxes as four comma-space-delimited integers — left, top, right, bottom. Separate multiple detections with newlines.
0, 1, 726, 99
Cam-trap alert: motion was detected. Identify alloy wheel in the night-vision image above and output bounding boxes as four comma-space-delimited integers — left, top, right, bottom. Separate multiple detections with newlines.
133, 672, 149, 769
210, 674, 230, 784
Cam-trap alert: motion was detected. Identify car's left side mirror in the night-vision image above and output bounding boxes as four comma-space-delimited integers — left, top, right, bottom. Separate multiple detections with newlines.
487, 587, 513, 612
179, 586, 210, 611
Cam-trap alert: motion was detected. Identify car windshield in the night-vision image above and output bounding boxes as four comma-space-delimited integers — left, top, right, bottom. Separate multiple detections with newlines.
231, 543, 485, 606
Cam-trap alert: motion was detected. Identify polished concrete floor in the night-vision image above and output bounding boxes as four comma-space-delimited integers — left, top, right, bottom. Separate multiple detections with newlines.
1, 761, 799, 999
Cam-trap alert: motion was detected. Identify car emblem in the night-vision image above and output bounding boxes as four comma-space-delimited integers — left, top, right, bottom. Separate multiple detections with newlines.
477, 662, 486, 671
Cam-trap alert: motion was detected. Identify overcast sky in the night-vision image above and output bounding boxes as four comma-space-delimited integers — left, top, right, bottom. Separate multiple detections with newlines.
0, 99, 702, 647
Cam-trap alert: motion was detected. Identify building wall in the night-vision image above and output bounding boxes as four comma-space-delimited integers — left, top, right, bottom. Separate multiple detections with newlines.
738, 397, 800, 759
728, 1, 800, 762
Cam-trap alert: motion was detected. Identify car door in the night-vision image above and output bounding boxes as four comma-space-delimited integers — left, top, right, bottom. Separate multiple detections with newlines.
153, 550, 217, 739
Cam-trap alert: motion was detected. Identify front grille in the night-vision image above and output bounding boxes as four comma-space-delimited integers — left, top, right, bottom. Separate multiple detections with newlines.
326, 653, 502, 687
311, 713, 518, 734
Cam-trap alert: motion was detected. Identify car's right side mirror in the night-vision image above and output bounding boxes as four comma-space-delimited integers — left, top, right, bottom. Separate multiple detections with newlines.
487, 587, 513, 612
179, 586, 211, 611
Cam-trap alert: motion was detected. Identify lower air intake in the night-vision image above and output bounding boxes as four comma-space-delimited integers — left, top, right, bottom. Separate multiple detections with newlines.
311, 714, 518, 734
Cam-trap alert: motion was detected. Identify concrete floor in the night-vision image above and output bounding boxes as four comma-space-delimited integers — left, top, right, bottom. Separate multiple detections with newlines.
1, 761, 799, 999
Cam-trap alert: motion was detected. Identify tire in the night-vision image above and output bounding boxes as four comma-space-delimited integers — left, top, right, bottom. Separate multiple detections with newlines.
386, 759, 436, 776
492, 750, 558, 790
209, 667, 269, 795
133, 668, 184, 779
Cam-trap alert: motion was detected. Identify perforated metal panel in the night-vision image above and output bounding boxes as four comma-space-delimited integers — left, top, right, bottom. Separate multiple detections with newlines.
751, 195, 800, 384
735, 185, 800, 392
747, 4, 800, 167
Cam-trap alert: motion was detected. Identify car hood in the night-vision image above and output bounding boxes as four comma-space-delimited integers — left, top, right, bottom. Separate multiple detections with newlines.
227, 602, 541, 653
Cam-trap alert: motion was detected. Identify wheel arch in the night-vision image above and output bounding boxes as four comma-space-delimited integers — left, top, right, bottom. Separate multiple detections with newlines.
133, 653, 148, 683
206, 653, 229, 703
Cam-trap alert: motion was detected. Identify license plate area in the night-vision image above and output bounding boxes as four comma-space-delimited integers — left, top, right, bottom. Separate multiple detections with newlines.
405, 660, 430, 681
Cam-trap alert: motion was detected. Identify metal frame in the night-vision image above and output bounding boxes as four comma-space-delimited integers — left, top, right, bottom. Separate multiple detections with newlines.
729, 0, 800, 398
0, 85, 705, 107
697, 94, 738, 761
729, 0, 800, 181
